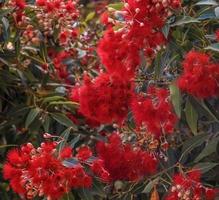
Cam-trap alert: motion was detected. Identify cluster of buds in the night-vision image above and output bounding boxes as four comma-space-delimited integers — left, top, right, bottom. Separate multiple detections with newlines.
171, 184, 193, 200
21, 25, 41, 46
35, 0, 80, 46
166, 170, 216, 200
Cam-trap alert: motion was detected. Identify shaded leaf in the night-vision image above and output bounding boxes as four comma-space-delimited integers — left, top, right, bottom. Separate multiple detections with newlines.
142, 178, 159, 194
70, 134, 81, 148
195, 137, 219, 162
193, 162, 218, 174
169, 82, 181, 118
185, 99, 198, 135
62, 158, 79, 168
51, 113, 77, 130
171, 16, 200, 27
78, 189, 94, 200
58, 127, 72, 153
25, 108, 40, 128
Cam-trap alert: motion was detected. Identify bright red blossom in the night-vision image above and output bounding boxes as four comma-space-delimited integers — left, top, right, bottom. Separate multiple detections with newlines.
165, 169, 216, 200
3, 142, 98, 200
96, 133, 157, 181
131, 87, 177, 136
72, 73, 133, 124
98, 28, 140, 79
178, 51, 219, 99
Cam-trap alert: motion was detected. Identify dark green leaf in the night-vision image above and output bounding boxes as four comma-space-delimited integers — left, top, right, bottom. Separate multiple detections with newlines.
142, 178, 159, 194
70, 134, 81, 148
180, 133, 209, 162
185, 99, 198, 135
193, 162, 218, 174
195, 137, 219, 162
171, 16, 200, 27
25, 108, 41, 128
51, 113, 77, 130
78, 189, 94, 200
169, 82, 181, 118
58, 127, 72, 153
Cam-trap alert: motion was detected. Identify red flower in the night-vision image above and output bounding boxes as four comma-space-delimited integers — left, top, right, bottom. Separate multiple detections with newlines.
73, 73, 132, 124
59, 147, 73, 160
98, 28, 140, 79
131, 87, 177, 136
3, 141, 95, 200
76, 146, 92, 161
165, 169, 217, 200
178, 51, 219, 98
96, 133, 157, 182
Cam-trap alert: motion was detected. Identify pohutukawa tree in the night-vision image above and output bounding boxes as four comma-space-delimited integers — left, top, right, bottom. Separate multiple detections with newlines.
0, 0, 219, 199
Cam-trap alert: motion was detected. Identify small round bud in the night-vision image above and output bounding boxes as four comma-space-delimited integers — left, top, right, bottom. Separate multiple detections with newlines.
140, 22, 144, 27
135, 8, 140, 13
124, 3, 129, 9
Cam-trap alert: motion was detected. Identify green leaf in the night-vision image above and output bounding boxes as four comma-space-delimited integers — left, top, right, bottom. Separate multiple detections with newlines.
142, 178, 159, 193
58, 127, 72, 153
85, 12, 95, 22
162, 24, 170, 39
62, 158, 79, 168
42, 96, 66, 104
51, 113, 77, 130
78, 189, 94, 200
169, 82, 181, 118
171, 16, 200, 27
180, 133, 209, 162
108, 2, 124, 10
70, 134, 81, 148
1, 17, 10, 41
25, 108, 41, 128
205, 43, 219, 52
154, 51, 162, 79
43, 115, 51, 132
185, 99, 198, 135
196, 0, 218, 6
193, 162, 218, 174
0, 9, 12, 19
195, 137, 219, 162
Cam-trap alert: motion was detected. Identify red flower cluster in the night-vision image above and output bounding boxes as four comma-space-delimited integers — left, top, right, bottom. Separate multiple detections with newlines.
98, 28, 140, 79
178, 51, 219, 99
165, 170, 216, 200
3, 140, 102, 200
97, 0, 181, 79
95, 133, 157, 181
131, 87, 177, 136
70, 73, 133, 124
123, 0, 180, 48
